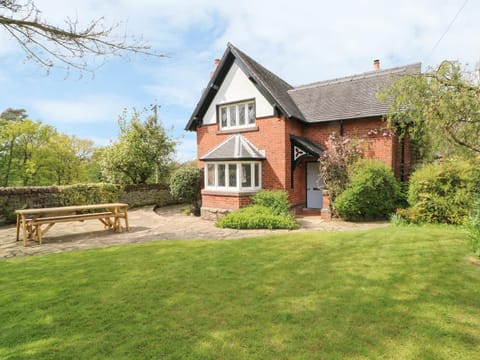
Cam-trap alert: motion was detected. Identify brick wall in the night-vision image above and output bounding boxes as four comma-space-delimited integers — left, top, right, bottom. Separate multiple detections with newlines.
195, 115, 411, 216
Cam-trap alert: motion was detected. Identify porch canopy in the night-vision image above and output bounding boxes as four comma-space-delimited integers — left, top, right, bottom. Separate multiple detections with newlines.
290, 134, 324, 186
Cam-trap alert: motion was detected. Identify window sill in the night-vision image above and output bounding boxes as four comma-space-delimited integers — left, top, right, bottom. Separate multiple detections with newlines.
216, 126, 259, 135
202, 189, 260, 197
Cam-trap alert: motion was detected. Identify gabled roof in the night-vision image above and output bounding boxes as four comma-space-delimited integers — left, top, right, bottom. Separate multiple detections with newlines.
289, 63, 421, 123
200, 134, 266, 161
231, 45, 305, 121
186, 43, 422, 131
185, 43, 305, 131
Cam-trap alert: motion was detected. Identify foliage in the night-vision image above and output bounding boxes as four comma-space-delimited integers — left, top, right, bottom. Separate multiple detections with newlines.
334, 159, 402, 221
59, 183, 119, 207
318, 133, 364, 211
0, 0, 165, 74
44, 134, 96, 185
380, 60, 480, 159
251, 190, 291, 216
216, 205, 298, 230
465, 198, 480, 257
407, 157, 480, 224
169, 166, 201, 213
0, 108, 97, 186
100, 107, 176, 185
390, 212, 409, 227
1, 226, 479, 359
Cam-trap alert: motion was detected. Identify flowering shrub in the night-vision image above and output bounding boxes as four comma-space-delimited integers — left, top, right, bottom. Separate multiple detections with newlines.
367, 128, 395, 138
319, 133, 364, 212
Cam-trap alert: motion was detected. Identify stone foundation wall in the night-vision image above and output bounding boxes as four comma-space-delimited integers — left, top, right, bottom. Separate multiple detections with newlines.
200, 207, 232, 221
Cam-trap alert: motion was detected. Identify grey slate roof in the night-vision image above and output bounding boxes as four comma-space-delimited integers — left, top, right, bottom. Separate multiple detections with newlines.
185, 43, 421, 131
289, 63, 421, 123
200, 134, 266, 161
229, 44, 305, 121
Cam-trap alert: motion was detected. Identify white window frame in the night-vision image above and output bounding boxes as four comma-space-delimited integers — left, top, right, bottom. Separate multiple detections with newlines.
218, 100, 256, 131
204, 161, 262, 192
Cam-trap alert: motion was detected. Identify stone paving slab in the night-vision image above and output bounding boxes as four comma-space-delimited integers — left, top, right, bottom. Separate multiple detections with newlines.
0, 204, 389, 259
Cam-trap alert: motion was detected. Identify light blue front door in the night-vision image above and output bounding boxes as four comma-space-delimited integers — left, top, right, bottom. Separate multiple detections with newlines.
306, 162, 323, 209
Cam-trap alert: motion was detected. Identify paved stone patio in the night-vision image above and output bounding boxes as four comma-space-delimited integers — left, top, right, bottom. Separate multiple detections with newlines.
0, 204, 389, 259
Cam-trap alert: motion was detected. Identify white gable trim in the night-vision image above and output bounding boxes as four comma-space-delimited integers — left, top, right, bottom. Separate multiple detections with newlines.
203, 62, 274, 125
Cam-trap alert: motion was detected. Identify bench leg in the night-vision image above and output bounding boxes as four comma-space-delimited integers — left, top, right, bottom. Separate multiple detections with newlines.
16, 213, 20, 241
124, 209, 129, 232
36, 225, 42, 245
22, 216, 28, 247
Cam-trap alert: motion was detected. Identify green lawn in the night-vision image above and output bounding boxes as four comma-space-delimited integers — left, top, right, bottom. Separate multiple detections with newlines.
1, 226, 479, 359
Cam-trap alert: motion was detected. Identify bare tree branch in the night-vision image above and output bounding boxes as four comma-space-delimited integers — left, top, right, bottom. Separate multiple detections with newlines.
0, 0, 167, 74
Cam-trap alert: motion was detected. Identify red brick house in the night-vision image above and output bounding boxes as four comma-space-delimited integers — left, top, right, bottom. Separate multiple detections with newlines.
185, 43, 420, 219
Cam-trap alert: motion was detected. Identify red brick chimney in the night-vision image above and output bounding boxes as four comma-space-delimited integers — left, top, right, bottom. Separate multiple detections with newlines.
210, 58, 221, 78
373, 59, 380, 70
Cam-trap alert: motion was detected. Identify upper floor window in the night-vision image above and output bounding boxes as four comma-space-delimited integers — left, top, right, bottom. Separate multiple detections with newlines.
219, 100, 256, 130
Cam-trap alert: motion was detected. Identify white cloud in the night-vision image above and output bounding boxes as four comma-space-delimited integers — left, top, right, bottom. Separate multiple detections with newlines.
31, 95, 128, 124
3, 0, 480, 160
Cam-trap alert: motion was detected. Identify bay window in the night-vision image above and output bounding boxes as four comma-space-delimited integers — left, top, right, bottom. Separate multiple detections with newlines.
205, 161, 262, 191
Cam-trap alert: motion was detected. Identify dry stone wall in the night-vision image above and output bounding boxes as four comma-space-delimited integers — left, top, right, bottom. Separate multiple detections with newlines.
0, 184, 177, 225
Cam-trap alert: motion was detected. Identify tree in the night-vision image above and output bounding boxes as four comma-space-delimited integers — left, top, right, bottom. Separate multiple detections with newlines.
0, 108, 28, 186
0, 0, 165, 73
0, 109, 96, 186
0, 107, 28, 121
100, 107, 176, 185
380, 60, 480, 159
45, 134, 95, 185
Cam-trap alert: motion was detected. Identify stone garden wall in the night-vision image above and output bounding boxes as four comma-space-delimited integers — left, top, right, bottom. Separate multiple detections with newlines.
0, 184, 177, 225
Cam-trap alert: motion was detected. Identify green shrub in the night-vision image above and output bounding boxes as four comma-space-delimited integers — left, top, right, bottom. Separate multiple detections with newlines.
170, 167, 201, 214
407, 157, 480, 224
216, 205, 298, 230
60, 183, 119, 207
465, 198, 480, 257
334, 159, 402, 221
393, 207, 422, 225
252, 190, 291, 216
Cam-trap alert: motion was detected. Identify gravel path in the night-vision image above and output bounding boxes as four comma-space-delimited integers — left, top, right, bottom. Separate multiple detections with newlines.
0, 204, 389, 259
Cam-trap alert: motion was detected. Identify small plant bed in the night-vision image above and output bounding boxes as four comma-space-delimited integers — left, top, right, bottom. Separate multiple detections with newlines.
216, 190, 298, 230
1, 226, 479, 359
216, 205, 298, 230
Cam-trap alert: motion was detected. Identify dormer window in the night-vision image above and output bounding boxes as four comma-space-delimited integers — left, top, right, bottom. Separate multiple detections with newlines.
219, 100, 255, 130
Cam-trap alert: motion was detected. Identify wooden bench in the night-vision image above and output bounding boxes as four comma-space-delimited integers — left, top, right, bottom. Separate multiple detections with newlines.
16, 203, 129, 246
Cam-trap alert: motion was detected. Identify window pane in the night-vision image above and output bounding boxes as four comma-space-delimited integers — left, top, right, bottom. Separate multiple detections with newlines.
229, 106, 236, 126
228, 164, 237, 187
254, 163, 260, 187
241, 163, 252, 188
238, 104, 246, 125
218, 164, 226, 187
207, 164, 215, 186
248, 103, 255, 124
221, 107, 227, 128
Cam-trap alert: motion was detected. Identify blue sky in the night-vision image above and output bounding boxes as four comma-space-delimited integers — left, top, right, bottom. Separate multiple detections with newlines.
1, 0, 479, 162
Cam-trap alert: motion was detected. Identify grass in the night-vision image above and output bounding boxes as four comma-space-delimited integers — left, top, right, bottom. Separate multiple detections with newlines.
1, 225, 479, 359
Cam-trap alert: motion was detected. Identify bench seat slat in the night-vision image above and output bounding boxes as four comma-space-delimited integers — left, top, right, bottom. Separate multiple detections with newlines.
30, 212, 114, 225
